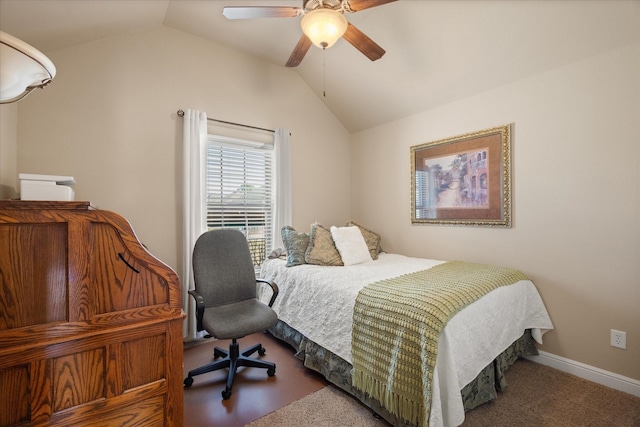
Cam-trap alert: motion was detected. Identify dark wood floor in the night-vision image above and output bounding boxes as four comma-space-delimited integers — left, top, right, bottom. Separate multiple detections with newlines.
183, 332, 328, 427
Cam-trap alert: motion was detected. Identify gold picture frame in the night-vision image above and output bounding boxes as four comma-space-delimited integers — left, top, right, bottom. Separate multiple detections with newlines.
411, 124, 512, 227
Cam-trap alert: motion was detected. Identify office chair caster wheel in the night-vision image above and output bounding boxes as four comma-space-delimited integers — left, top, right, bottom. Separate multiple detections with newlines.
184, 376, 194, 387
222, 388, 232, 400
258, 346, 266, 356
267, 366, 275, 377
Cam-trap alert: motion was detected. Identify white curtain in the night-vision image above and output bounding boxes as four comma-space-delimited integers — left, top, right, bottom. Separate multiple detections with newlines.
182, 109, 207, 341
272, 128, 292, 251
181, 118, 289, 340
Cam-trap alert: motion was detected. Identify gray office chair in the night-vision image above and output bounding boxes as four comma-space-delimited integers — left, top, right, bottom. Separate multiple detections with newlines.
183, 229, 279, 399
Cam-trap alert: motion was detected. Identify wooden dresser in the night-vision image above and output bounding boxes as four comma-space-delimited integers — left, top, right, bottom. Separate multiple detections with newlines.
0, 201, 184, 427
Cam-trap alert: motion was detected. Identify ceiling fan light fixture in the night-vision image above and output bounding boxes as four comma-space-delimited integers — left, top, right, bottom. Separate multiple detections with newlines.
300, 8, 348, 49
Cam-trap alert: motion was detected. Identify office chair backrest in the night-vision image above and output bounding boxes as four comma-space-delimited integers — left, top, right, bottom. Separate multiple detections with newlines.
192, 229, 257, 308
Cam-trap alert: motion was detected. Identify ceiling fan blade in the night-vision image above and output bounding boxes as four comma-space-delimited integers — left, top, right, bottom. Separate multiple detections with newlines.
342, 23, 386, 62
222, 6, 302, 20
285, 34, 313, 67
346, 0, 397, 12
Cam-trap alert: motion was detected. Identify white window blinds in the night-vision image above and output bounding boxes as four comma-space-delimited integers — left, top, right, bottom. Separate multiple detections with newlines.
206, 135, 273, 267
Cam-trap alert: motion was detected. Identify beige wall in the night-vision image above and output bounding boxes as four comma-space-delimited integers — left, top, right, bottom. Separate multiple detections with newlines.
11, 25, 351, 278
0, 103, 18, 199
3, 21, 638, 383
351, 42, 640, 380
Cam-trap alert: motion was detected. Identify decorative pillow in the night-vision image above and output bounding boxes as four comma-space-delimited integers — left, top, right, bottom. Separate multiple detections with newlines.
347, 221, 382, 260
267, 248, 286, 259
281, 226, 309, 267
305, 223, 343, 266
330, 226, 372, 266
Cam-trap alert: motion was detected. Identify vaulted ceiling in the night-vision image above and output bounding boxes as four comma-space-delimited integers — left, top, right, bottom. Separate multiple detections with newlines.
1, 0, 638, 132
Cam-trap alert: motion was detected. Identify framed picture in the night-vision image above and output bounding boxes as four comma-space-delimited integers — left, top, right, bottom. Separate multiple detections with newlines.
411, 124, 512, 227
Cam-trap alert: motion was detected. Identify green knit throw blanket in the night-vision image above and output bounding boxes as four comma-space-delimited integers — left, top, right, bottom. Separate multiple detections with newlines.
351, 261, 528, 426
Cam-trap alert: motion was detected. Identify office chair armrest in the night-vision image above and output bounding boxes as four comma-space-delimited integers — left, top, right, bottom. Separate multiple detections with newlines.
188, 289, 205, 331
257, 279, 279, 307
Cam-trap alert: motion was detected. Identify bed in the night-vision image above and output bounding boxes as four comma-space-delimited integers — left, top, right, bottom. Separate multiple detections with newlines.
258, 225, 553, 427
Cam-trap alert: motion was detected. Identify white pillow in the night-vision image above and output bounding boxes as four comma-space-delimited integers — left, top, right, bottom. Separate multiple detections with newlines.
330, 226, 373, 266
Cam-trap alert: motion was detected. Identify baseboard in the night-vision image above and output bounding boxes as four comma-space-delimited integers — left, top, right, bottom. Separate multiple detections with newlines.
524, 351, 640, 398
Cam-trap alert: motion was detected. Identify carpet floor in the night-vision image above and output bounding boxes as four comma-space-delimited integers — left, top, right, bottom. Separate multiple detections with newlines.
245, 358, 640, 427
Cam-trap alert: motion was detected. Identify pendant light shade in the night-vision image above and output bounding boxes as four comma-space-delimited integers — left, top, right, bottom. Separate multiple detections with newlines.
301, 9, 348, 49
0, 31, 56, 104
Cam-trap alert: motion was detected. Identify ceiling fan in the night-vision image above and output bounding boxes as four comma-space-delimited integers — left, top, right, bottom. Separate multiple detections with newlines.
222, 0, 397, 67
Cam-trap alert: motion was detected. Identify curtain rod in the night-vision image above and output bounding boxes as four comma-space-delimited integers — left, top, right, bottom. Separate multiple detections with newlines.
177, 109, 274, 134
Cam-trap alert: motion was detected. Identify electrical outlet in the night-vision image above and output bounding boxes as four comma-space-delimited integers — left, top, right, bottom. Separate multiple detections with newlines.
611, 329, 626, 349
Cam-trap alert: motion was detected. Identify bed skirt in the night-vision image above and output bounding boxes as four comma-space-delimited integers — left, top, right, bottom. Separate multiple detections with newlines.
267, 319, 538, 427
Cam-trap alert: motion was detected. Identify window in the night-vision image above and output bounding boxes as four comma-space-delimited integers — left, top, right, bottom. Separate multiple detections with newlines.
205, 135, 273, 267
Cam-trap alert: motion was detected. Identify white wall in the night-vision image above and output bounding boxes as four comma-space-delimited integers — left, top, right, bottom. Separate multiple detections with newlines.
351, 42, 640, 380
12, 25, 352, 277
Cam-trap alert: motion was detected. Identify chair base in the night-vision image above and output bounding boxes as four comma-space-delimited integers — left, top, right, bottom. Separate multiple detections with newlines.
183, 339, 276, 399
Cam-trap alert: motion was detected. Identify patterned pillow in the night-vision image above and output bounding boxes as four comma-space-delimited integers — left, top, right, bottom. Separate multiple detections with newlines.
305, 223, 343, 266
347, 221, 382, 260
281, 226, 309, 267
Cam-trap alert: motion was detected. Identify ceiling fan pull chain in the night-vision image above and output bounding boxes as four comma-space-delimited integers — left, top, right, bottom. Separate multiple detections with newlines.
323, 47, 326, 98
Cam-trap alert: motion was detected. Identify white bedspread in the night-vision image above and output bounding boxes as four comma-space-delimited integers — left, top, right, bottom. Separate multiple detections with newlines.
259, 253, 553, 427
